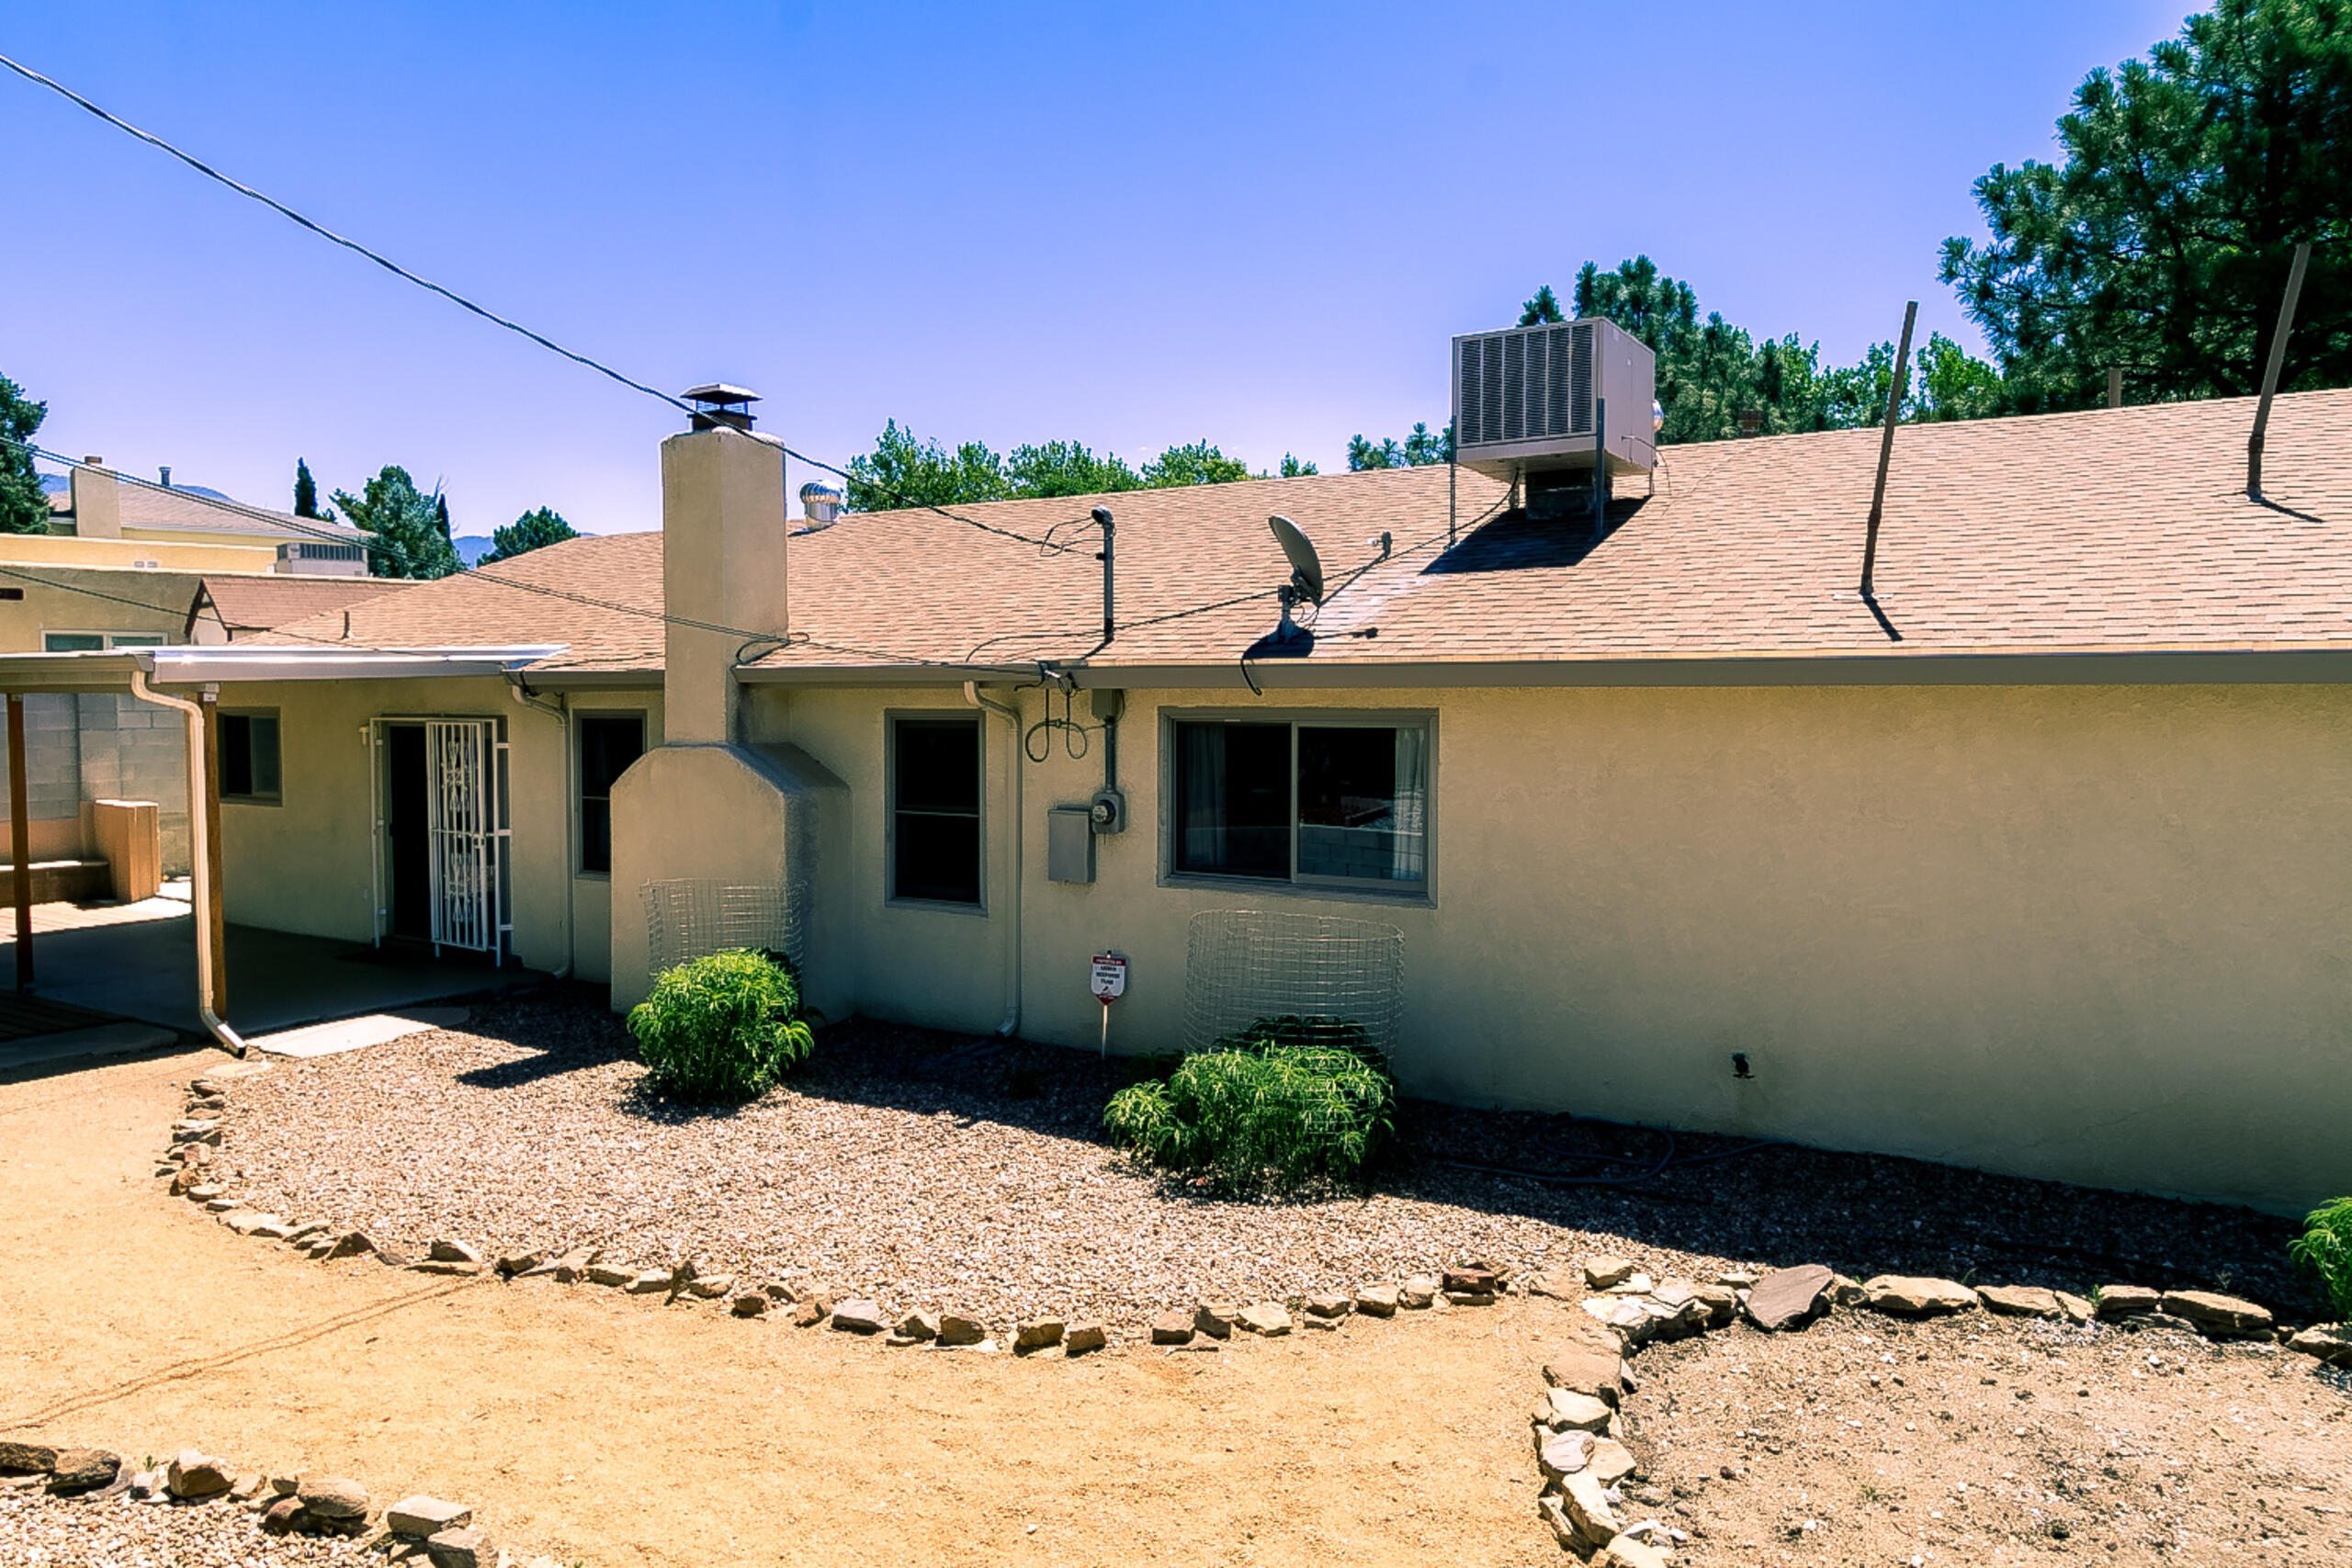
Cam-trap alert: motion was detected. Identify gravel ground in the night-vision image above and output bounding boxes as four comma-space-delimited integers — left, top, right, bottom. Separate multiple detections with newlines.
1622, 1311, 2351, 1564
212, 994, 2320, 1332
0, 1486, 368, 1567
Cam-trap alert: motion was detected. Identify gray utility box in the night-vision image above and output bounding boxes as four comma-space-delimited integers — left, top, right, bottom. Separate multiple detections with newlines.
1453, 315, 1657, 484
1047, 805, 1096, 884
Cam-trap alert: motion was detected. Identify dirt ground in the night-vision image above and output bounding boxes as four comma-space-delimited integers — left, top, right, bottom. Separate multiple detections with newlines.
1620, 1311, 2351, 1565
0, 1045, 1568, 1568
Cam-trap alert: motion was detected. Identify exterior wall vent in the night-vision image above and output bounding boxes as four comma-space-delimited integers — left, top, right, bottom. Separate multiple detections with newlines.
1452, 317, 1657, 483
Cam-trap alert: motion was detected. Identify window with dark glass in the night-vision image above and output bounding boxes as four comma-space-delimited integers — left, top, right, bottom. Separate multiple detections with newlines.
893, 717, 982, 904
1172, 718, 1428, 889
220, 711, 281, 803
577, 713, 645, 874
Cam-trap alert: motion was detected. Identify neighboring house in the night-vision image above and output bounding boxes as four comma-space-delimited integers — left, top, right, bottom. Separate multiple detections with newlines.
184, 575, 402, 644
36, 461, 371, 576
8, 386, 2349, 1217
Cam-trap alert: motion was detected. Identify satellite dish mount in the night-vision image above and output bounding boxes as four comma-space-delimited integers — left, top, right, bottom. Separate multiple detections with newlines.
1264, 514, 1324, 651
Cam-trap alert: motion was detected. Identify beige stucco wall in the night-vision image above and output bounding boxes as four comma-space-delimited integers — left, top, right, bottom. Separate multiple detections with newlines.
0, 534, 280, 577
0, 566, 210, 651
216, 676, 661, 981
735, 679, 2352, 1217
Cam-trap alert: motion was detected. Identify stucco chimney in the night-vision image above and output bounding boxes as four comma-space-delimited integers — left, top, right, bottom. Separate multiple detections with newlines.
661, 400, 787, 744
70, 460, 122, 539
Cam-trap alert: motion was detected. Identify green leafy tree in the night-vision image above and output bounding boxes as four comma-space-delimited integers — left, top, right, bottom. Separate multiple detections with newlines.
480, 505, 579, 566
1518, 284, 1566, 326
0, 372, 49, 536
1347, 434, 1403, 470
1278, 453, 1318, 477
1141, 440, 1251, 487
292, 457, 325, 520
843, 420, 1010, 511
1006, 440, 1143, 498
1941, 0, 2352, 409
332, 465, 461, 579
1348, 421, 1452, 470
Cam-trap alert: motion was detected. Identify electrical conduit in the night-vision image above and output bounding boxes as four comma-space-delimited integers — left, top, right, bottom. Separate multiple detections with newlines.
129, 667, 247, 1056
964, 681, 1023, 1037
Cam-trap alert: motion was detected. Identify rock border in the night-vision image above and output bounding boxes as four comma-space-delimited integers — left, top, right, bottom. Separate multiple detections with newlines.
0, 1436, 543, 1568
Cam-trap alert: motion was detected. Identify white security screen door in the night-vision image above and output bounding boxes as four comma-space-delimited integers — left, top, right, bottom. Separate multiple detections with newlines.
424, 719, 503, 956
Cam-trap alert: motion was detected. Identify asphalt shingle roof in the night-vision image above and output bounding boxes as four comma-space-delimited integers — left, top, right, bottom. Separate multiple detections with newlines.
261, 389, 2352, 677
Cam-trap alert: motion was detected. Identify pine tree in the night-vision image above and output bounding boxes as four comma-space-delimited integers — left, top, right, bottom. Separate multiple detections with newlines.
0, 372, 49, 536
293, 458, 320, 519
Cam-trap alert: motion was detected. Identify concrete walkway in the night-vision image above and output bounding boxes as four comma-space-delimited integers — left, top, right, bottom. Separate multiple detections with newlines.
0, 1049, 1552, 1567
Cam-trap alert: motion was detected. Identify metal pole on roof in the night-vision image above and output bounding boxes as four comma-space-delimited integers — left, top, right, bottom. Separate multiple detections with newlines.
7, 694, 30, 991
1858, 300, 1919, 601
1590, 397, 1609, 547
2248, 241, 2312, 502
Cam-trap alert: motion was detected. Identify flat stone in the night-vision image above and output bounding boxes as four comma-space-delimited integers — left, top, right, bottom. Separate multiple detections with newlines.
388, 1495, 474, 1536
46, 1450, 119, 1494
1442, 1266, 1498, 1296
1584, 1297, 1652, 1341
543, 1247, 600, 1282
1353, 1283, 1398, 1317
1237, 1303, 1292, 1337
1536, 1387, 1614, 1432
1864, 1275, 1979, 1316
938, 1314, 988, 1346
1588, 1437, 1638, 1485
1538, 1495, 1579, 1551
168, 1450, 235, 1499
224, 1210, 284, 1235
204, 1197, 242, 1213
832, 1299, 888, 1334
1305, 1292, 1352, 1319
1979, 1284, 2063, 1318
788, 1301, 826, 1327
1064, 1320, 1108, 1354
0, 1441, 57, 1474
883, 1332, 922, 1348
248, 1219, 300, 1240
687, 1274, 733, 1299
1585, 1256, 1637, 1290
623, 1269, 673, 1295
1544, 1318, 1626, 1405
425, 1524, 494, 1568
1831, 1273, 1868, 1305
412, 1259, 482, 1277
1602, 1273, 1656, 1297
1014, 1318, 1065, 1351
1691, 1283, 1739, 1326
281, 1222, 328, 1245
261, 1497, 306, 1535
296, 1475, 369, 1519
2286, 1323, 2352, 1366
584, 1264, 637, 1287
1150, 1313, 1195, 1345
1537, 1429, 1594, 1479
1193, 1302, 1238, 1339
2096, 1283, 2162, 1318
897, 1309, 941, 1341
2055, 1291, 2095, 1324
1442, 1289, 1496, 1306
2161, 1290, 2274, 1337
428, 1239, 481, 1264
730, 1292, 769, 1317
1562, 1468, 1622, 1549
1398, 1275, 1438, 1308
1745, 1264, 1836, 1331
229, 1473, 266, 1502
1716, 1269, 1758, 1289
494, 1249, 545, 1277
1596, 1532, 1674, 1568
325, 1231, 375, 1259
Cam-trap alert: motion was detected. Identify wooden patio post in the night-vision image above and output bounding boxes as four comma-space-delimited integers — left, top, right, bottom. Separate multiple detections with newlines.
7, 694, 29, 991
200, 687, 226, 1020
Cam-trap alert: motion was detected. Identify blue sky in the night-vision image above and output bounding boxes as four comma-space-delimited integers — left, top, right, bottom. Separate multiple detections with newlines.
7, 1, 2196, 536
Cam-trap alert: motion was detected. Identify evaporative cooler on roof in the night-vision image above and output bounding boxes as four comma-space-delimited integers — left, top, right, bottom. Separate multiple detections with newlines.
1452, 317, 1658, 485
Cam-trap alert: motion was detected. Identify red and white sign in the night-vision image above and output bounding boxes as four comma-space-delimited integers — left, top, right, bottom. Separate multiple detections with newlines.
1091, 953, 1127, 1002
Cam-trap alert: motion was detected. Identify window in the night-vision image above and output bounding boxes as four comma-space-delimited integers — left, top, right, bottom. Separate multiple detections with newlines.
42, 631, 165, 650
108, 634, 164, 647
891, 716, 982, 905
576, 713, 646, 874
219, 711, 281, 803
1172, 718, 1428, 890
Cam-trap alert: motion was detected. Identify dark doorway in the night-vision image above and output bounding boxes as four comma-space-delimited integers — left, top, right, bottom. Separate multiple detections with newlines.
385, 723, 432, 941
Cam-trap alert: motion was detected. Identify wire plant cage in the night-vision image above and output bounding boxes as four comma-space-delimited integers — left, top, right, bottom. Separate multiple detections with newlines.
1181, 908, 1405, 1060
640, 880, 802, 976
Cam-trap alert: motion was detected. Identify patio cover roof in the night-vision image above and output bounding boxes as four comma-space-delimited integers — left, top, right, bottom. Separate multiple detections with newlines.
0, 643, 567, 695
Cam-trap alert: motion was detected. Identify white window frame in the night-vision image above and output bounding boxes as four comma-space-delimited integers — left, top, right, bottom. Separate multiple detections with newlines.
42, 630, 171, 651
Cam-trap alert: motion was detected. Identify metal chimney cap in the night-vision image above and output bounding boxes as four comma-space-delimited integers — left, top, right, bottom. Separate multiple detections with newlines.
683, 384, 760, 433
683, 383, 760, 406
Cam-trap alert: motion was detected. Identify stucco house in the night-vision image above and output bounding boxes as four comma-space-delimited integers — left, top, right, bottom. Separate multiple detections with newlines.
6, 387, 2347, 1217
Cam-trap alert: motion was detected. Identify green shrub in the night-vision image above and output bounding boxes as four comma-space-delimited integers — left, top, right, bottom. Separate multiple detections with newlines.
2290, 1196, 2352, 1320
1103, 1014, 1394, 1188
626, 948, 813, 1100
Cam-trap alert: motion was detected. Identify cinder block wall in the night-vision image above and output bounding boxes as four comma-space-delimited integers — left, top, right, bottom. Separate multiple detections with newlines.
0, 695, 191, 875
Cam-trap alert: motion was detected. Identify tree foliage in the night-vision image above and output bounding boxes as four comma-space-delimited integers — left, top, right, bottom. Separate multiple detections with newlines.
1941, 0, 2352, 409
844, 423, 1272, 510
0, 371, 48, 536
331, 465, 461, 579
480, 505, 578, 566
292, 457, 324, 520
1346, 421, 1451, 470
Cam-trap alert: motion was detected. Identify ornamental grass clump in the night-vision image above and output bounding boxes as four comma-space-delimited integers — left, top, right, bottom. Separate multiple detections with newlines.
2290, 1196, 2352, 1320
1102, 1014, 1394, 1189
626, 948, 813, 1100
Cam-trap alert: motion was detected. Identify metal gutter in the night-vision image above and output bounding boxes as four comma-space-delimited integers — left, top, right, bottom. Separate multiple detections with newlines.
142, 645, 566, 682
739, 647, 2352, 691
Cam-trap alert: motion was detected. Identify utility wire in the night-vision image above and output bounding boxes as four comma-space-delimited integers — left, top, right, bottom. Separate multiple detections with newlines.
0, 49, 1081, 557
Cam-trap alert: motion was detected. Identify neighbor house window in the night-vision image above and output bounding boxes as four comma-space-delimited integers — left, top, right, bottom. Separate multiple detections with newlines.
1173, 718, 1428, 890
43, 632, 167, 650
892, 716, 982, 905
576, 713, 645, 874
219, 710, 282, 803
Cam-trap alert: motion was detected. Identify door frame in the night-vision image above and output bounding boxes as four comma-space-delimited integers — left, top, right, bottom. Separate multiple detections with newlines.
368, 715, 513, 962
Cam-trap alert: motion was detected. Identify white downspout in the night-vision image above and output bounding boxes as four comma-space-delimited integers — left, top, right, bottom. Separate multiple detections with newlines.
508, 678, 572, 979
129, 667, 247, 1056
964, 681, 1023, 1037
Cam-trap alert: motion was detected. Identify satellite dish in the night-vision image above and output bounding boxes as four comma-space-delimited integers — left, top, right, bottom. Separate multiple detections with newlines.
1267, 514, 1324, 604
